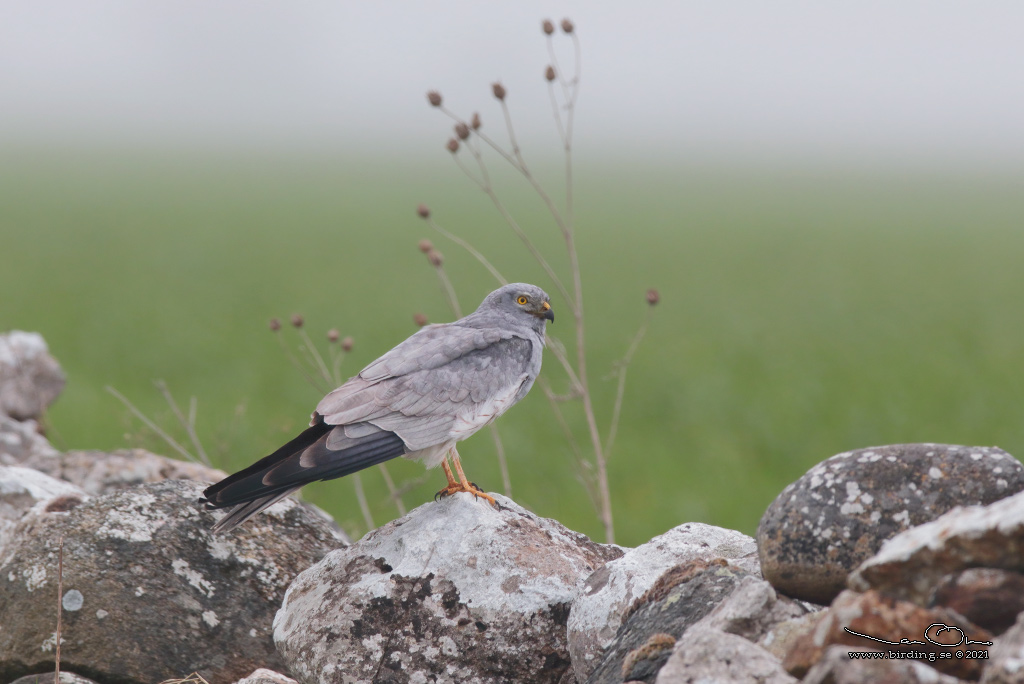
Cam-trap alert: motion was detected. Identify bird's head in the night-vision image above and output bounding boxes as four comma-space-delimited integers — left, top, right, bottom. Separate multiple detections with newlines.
480, 283, 554, 327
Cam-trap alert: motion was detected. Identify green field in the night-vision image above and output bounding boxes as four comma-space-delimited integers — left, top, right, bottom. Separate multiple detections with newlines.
3, 147, 1023, 547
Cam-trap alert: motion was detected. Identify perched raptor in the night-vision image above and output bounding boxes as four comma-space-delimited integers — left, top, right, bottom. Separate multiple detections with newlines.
201, 283, 553, 532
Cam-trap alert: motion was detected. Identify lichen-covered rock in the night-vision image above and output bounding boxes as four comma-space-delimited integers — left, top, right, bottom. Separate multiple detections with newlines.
849, 488, 1024, 604
568, 522, 758, 681
0, 465, 86, 551
654, 628, 797, 684
0, 331, 65, 420
0, 414, 60, 466
0, 479, 346, 684
781, 590, 992, 681
586, 558, 757, 684
802, 645, 965, 684
982, 612, 1024, 684
274, 492, 621, 684
931, 568, 1024, 636
758, 444, 1024, 604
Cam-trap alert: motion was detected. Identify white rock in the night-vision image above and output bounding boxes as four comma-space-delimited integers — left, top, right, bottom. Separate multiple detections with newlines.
274, 493, 619, 684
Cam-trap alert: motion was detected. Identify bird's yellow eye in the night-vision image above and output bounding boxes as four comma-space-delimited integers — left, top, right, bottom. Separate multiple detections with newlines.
516, 295, 528, 305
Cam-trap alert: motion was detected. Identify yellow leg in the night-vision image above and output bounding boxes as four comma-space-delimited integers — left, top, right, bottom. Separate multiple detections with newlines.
434, 447, 496, 506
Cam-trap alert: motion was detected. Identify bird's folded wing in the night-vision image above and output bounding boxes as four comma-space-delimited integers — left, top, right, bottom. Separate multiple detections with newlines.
317, 333, 534, 451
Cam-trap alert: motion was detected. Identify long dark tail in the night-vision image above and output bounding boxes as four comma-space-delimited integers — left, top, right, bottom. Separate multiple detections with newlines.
201, 418, 406, 533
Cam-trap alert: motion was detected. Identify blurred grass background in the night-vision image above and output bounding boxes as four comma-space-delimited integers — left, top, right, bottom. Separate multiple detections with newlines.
2, 146, 1023, 546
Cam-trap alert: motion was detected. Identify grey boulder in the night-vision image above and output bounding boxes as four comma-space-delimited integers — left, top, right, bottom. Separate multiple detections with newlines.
850, 487, 1024, 604
758, 443, 1024, 604
0, 479, 346, 684
585, 558, 758, 684
654, 628, 796, 684
567, 522, 758, 682
0, 331, 65, 421
274, 492, 621, 684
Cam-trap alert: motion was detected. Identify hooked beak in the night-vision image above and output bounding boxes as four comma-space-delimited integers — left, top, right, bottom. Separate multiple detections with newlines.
540, 301, 554, 323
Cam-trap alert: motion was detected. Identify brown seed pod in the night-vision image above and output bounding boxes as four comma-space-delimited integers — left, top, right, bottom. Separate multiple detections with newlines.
269, 318, 281, 332
542, 19, 555, 35
545, 65, 556, 82
327, 328, 340, 343
646, 288, 660, 306
470, 112, 481, 130
446, 138, 460, 153
290, 314, 304, 328
561, 18, 574, 33
413, 313, 429, 327
492, 82, 506, 100
417, 203, 430, 219
340, 336, 354, 352
427, 249, 444, 267
427, 91, 442, 107
454, 122, 470, 140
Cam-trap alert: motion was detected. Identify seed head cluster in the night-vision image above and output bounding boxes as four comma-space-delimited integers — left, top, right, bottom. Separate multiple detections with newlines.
545, 65, 556, 82
454, 122, 470, 140
427, 91, 442, 107
269, 318, 281, 332
646, 289, 660, 306
491, 82, 506, 101
542, 19, 555, 35
418, 239, 434, 253
414, 312, 429, 327
340, 336, 354, 352
446, 138, 460, 154
417, 204, 430, 219
290, 314, 304, 329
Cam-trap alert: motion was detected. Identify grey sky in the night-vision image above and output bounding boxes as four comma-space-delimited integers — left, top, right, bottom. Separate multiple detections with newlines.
1, 1, 1022, 165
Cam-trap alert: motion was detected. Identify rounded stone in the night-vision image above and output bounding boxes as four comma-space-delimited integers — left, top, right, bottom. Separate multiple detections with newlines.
0, 479, 346, 684
757, 443, 1024, 604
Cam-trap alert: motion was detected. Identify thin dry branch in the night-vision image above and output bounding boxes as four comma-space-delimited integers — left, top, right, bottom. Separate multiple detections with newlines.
154, 380, 210, 467
105, 386, 197, 464
55, 535, 64, 684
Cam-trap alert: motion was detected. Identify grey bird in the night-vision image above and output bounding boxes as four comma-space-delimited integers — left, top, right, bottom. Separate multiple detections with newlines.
201, 283, 553, 532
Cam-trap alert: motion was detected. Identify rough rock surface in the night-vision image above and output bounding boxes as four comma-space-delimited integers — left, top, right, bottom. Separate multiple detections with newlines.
849, 489, 1024, 605
7, 446, 226, 495
274, 492, 621, 684
10, 673, 102, 684
235, 669, 299, 684
653, 628, 797, 684
0, 465, 85, 550
568, 522, 758, 681
0, 331, 66, 420
758, 444, 1024, 604
586, 558, 757, 684
691, 574, 811, 644
0, 479, 346, 684
759, 610, 830, 662
0, 414, 60, 465
931, 568, 1024, 636
802, 645, 965, 684
782, 589, 993, 681
982, 612, 1024, 684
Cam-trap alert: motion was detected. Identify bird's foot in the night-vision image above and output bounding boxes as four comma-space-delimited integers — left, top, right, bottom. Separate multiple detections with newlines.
434, 481, 497, 506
